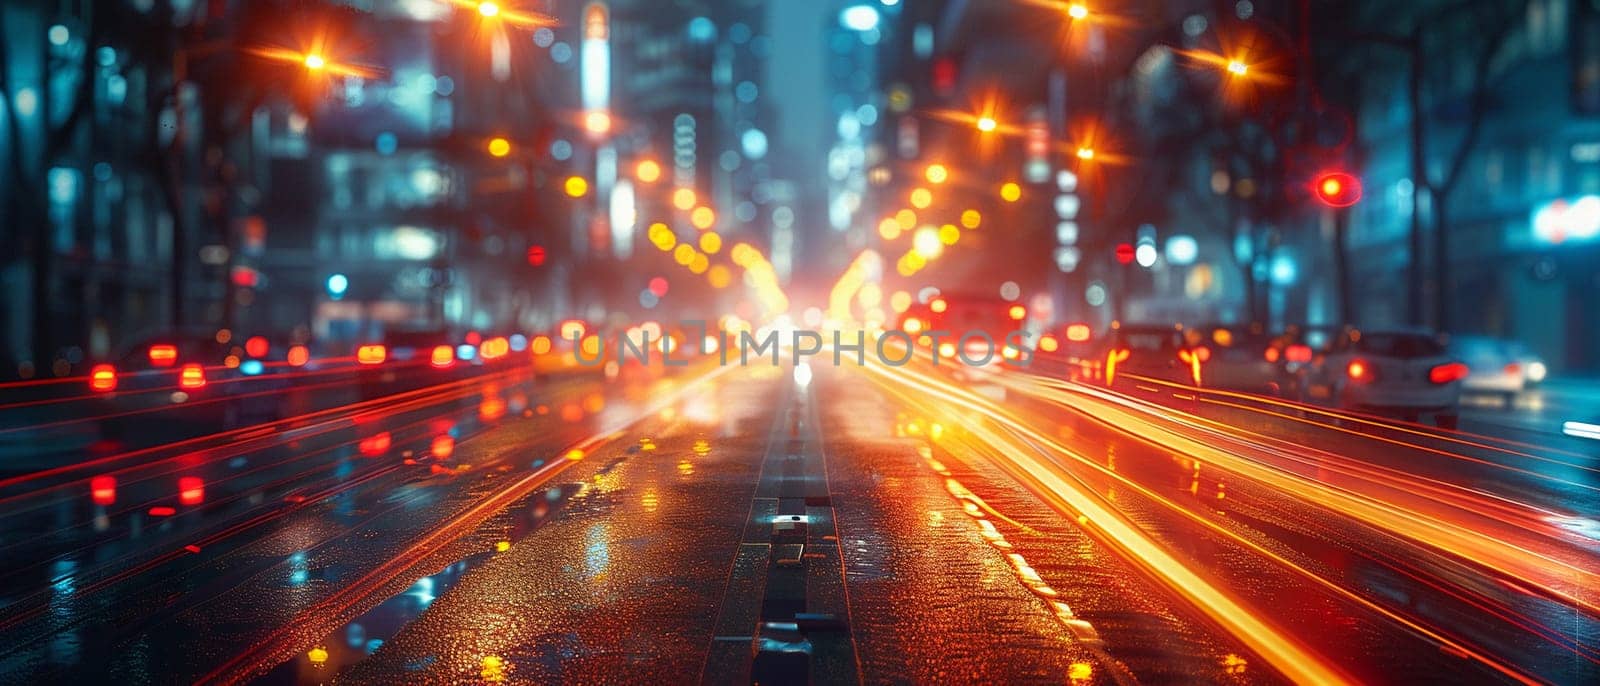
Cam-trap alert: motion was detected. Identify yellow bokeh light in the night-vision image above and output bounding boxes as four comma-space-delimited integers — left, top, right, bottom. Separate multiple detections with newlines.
487, 137, 511, 158
894, 208, 917, 230
708, 264, 732, 288
890, 290, 912, 313
672, 187, 697, 210
909, 187, 933, 209
878, 217, 902, 240
564, 176, 589, 198
635, 159, 662, 183
691, 206, 715, 229
689, 253, 710, 274
938, 224, 960, 245
1000, 181, 1021, 202
925, 164, 948, 184
674, 243, 696, 265
699, 232, 722, 254
961, 209, 982, 229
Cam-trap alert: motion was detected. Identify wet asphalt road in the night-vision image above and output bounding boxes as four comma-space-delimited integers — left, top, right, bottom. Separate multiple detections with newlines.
0, 358, 1595, 684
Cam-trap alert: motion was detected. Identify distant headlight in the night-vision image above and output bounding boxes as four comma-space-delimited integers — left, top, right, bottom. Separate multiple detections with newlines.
1527, 361, 1547, 383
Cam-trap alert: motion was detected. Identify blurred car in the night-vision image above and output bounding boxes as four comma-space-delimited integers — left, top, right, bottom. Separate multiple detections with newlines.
1447, 335, 1526, 405
1504, 340, 1548, 387
1196, 323, 1291, 394
897, 294, 1031, 379
1099, 323, 1206, 388
1297, 329, 1463, 428
96, 331, 286, 437
357, 327, 484, 400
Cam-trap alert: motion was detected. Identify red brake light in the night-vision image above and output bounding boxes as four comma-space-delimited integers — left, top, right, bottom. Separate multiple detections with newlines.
357, 345, 387, 365
90, 364, 118, 392
90, 475, 117, 506
1286, 344, 1313, 363
148, 344, 178, 367
1430, 362, 1469, 384
1503, 362, 1521, 376
287, 345, 310, 367
1193, 346, 1211, 363
179, 363, 206, 389
359, 431, 393, 456
244, 336, 269, 358
1347, 359, 1372, 383
430, 345, 455, 368
1066, 323, 1091, 342
178, 476, 205, 505
1264, 347, 1281, 363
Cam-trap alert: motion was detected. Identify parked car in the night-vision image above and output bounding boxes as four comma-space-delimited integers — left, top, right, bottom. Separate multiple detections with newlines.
1447, 335, 1525, 405
1504, 340, 1548, 387
1297, 329, 1464, 428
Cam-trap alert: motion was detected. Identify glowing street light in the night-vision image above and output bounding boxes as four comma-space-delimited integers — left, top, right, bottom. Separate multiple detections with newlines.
477, 1, 500, 16
1067, 3, 1089, 20
487, 137, 511, 157
925, 163, 949, 184
976, 116, 998, 133
1227, 60, 1249, 76
1000, 181, 1022, 203
564, 176, 589, 198
1076, 147, 1095, 160
303, 53, 327, 70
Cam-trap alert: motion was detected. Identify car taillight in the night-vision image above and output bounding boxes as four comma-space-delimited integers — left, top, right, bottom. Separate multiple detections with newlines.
178, 476, 205, 506
1066, 323, 1092, 342
1104, 347, 1131, 386
1502, 362, 1521, 376
1039, 335, 1059, 353
480, 337, 509, 360
90, 364, 118, 392
90, 475, 116, 506
1347, 359, 1373, 383
1430, 362, 1469, 384
1264, 347, 1281, 362
244, 336, 269, 358
287, 345, 310, 367
431, 345, 455, 368
1177, 347, 1206, 386
148, 344, 178, 367
1008, 305, 1026, 321
357, 345, 387, 365
1286, 344, 1313, 363
179, 363, 206, 389
903, 317, 923, 333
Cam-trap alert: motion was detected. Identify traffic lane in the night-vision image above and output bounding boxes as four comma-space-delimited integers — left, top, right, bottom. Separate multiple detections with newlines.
1030, 370, 1600, 524
869, 361, 1581, 683
815, 365, 1233, 684
1460, 378, 1600, 440
973, 371, 1596, 683
333, 366, 785, 684
0, 366, 560, 608
0, 366, 699, 683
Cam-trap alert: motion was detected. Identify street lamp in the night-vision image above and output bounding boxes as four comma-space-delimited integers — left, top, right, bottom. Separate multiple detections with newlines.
1226, 60, 1248, 76
1075, 147, 1095, 160
477, 1, 500, 17
976, 116, 998, 133
303, 53, 326, 70
1067, 3, 1089, 20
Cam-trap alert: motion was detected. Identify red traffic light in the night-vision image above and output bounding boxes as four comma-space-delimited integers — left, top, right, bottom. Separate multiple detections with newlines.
526, 245, 546, 266
1313, 172, 1361, 208
1114, 243, 1136, 265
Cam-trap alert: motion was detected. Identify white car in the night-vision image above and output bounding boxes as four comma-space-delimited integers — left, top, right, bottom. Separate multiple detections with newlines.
1300, 329, 1464, 428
